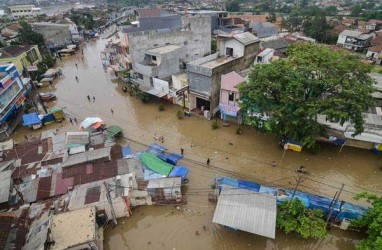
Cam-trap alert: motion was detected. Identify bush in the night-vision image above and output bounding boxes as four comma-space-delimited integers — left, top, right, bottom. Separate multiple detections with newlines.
176, 110, 184, 119
158, 103, 165, 111
211, 121, 219, 130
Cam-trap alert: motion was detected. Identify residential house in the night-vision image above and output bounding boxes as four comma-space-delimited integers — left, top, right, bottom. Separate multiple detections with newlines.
134, 8, 169, 18
127, 16, 211, 70
186, 10, 228, 32
366, 45, 382, 65
358, 21, 367, 29
342, 18, 357, 27
187, 32, 260, 117
31, 22, 79, 49
0, 45, 42, 72
1, 23, 21, 39
9, 5, 43, 19
249, 22, 278, 41
366, 20, 382, 32
255, 48, 275, 64
133, 44, 183, 96
337, 30, 373, 51
0, 64, 30, 140
219, 71, 244, 123
260, 39, 289, 56
48, 207, 104, 250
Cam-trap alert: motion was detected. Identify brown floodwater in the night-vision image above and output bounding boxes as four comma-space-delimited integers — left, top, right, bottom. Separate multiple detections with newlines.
12, 37, 381, 249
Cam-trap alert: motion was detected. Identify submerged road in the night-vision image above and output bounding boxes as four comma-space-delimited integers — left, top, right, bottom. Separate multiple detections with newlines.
12, 37, 382, 249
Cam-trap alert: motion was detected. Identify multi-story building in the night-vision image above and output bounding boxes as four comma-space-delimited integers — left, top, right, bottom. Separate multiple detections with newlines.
187, 32, 260, 117
9, 5, 43, 19
0, 45, 42, 73
0, 64, 30, 140
337, 30, 373, 51
31, 22, 79, 48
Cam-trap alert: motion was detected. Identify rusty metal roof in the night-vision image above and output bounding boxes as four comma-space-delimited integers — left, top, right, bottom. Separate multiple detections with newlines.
36, 176, 52, 200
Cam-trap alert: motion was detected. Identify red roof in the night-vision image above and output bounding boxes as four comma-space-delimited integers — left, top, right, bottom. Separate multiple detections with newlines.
372, 36, 382, 46
54, 173, 74, 196
36, 176, 52, 200
4, 23, 22, 32
2, 138, 50, 165
369, 45, 382, 52
136, 9, 162, 18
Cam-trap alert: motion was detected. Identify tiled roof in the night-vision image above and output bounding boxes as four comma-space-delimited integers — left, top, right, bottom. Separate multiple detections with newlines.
136, 9, 162, 18
0, 45, 34, 59
369, 45, 382, 52
221, 71, 245, 91
372, 36, 382, 46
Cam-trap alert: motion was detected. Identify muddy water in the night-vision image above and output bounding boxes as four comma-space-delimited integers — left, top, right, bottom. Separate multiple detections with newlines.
13, 38, 382, 249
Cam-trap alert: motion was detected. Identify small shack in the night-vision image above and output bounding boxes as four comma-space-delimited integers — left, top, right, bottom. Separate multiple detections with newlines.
65, 131, 90, 149
23, 112, 42, 129
212, 188, 277, 239
147, 177, 182, 202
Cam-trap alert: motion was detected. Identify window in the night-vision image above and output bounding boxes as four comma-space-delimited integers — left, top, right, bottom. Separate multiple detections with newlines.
228, 92, 235, 102
226, 47, 233, 57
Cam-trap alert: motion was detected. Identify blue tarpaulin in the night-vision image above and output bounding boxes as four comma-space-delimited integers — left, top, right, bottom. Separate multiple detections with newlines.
147, 143, 167, 156
169, 166, 189, 182
122, 145, 134, 158
23, 112, 41, 126
217, 176, 368, 221
143, 166, 165, 180
166, 153, 182, 165
42, 113, 55, 124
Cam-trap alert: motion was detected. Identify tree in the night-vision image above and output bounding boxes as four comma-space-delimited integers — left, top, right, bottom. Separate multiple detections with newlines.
267, 12, 276, 23
303, 12, 335, 44
17, 20, 45, 46
226, 0, 240, 12
238, 43, 375, 149
277, 199, 327, 239
351, 5, 363, 16
211, 39, 217, 53
351, 192, 382, 250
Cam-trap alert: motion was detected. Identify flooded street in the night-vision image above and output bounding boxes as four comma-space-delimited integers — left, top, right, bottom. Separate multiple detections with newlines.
12, 39, 382, 249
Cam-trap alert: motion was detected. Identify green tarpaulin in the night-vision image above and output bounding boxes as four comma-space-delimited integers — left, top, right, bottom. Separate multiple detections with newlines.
140, 152, 174, 176
106, 125, 123, 141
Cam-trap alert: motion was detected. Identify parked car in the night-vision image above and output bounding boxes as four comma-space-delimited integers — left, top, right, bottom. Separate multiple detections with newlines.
39, 93, 57, 102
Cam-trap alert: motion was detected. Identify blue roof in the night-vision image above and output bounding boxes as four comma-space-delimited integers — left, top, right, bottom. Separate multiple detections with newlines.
147, 143, 167, 156
122, 145, 134, 158
166, 153, 182, 165
169, 166, 189, 182
23, 112, 41, 126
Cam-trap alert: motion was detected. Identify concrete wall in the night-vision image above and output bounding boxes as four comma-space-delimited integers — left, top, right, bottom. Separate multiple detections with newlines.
337, 34, 347, 45
221, 89, 240, 106
128, 16, 211, 68
219, 39, 244, 58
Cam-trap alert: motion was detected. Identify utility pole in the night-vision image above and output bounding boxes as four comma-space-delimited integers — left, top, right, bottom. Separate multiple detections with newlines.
287, 173, 304, 211
104, 182, 118, 227
326, 183, 345, 226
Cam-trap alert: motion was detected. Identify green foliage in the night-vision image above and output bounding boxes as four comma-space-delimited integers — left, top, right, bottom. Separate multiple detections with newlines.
303, 11, 337, 44
211, 121, 219, 130
211, 39, 217, 54
266, 12, 276, 22
238, 43, 375, 149
158, 103, 165, 111
36, 54, 56, 76
70, 10, 95, 30
17, 20, 45, 46
277, 199, 327, 239
176, 110, 184, 120
351, 192, 382, 250
226, 0, 240, 12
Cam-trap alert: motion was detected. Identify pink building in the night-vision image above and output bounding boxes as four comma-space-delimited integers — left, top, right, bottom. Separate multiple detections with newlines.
219, 71, 245, 123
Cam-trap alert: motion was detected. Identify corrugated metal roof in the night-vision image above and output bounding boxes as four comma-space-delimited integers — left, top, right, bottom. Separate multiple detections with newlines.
212, 188, 276, 239
65, 131, 90, 147
36, 176, 52, 200
62, 147, 111, 168
19, 178, 39, 203
0, 170, 12, 203
233, 32, 259, 45
147, 177, 181, 189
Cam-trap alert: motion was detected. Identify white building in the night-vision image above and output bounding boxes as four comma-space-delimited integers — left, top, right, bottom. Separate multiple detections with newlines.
337, 30, 373, 52
9, 5, 43, 19
255, 48, 275, 64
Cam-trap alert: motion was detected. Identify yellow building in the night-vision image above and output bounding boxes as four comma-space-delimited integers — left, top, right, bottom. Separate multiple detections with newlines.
0, 45, 42, 73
